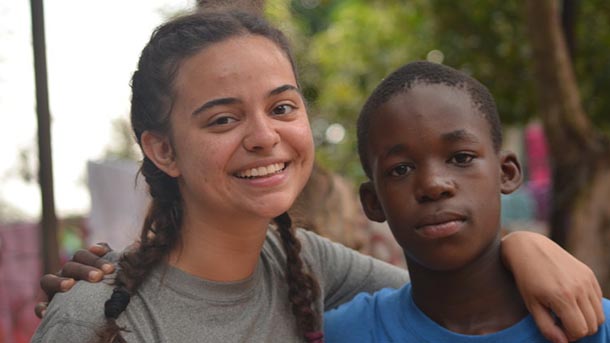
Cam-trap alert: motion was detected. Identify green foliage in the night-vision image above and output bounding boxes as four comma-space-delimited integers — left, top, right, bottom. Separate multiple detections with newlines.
283, 0, 435, 180
574, 0, 610, 131
272, 0, 610, 179
427, 1, 535, 125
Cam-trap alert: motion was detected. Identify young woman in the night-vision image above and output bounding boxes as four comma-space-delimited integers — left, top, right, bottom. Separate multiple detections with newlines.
34, 10, 603, 343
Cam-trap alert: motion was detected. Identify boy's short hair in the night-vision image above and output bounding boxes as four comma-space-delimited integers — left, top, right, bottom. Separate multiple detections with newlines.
357, 61, 503, 178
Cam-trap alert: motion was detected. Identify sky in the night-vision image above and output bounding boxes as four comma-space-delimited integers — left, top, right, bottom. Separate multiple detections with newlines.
0, 0, 195, 219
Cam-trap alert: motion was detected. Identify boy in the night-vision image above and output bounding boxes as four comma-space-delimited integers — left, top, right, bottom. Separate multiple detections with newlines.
324, 61, 610, 342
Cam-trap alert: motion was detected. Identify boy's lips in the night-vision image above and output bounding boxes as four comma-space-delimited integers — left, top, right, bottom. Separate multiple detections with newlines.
415, 212, 466, 239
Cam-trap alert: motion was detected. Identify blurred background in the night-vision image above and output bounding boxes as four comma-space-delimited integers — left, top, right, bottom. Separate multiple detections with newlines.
1, 0, 609, 341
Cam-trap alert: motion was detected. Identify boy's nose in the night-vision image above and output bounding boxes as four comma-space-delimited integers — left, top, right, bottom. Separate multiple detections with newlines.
243, 114, 280, 152
414, 168, 456, 203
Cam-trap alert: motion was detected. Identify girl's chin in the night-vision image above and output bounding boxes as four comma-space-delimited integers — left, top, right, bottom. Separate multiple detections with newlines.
255, 197, 298, 219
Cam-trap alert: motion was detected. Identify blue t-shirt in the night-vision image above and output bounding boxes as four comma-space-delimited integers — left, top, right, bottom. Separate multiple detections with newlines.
324, 283, 610, 343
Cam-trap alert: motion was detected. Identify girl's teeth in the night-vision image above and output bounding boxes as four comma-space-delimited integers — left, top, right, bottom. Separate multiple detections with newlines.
237, 163, 285, 178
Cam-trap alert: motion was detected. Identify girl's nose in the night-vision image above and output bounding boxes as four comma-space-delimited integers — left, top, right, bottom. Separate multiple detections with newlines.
243, 113, 280, 152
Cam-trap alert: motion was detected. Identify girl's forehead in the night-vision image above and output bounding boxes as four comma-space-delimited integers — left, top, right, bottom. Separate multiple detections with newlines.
172, 35, 297, 103
180, 35, 291, 75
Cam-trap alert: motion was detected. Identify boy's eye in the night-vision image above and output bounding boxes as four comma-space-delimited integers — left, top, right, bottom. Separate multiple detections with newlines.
272, 104, 296, 116
450, 153, 475, 165
389, 164, 414, 177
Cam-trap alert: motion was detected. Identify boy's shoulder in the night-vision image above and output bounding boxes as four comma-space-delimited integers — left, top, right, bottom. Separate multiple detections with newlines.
324, 291, 610, 343
603, 297, 610, 312
324, 285, 408, 342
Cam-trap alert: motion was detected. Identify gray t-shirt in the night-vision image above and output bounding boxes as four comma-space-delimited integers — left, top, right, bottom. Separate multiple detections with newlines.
32, 229, 408, 343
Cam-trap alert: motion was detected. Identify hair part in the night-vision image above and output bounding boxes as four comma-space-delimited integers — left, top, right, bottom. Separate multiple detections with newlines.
98, 10, 320, 342
357, 61, 502, 179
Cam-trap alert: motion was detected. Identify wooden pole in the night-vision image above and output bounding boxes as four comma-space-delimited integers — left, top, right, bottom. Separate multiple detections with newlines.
30, 0, 60, 274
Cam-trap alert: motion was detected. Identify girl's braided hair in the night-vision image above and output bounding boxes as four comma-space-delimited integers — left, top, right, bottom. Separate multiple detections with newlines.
97, 10, 322, 342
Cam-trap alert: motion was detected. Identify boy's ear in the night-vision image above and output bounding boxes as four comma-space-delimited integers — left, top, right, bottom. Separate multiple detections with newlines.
499, 151, 522, 195
359, 181, 386, 223
141, 131, 181, 178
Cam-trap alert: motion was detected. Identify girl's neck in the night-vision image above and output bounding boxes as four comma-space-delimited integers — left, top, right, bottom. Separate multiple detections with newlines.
169, 209, 271, 282
408, 239, 528, 335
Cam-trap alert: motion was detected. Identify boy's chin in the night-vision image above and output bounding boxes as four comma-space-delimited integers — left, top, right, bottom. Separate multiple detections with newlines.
407, 253, 480, 272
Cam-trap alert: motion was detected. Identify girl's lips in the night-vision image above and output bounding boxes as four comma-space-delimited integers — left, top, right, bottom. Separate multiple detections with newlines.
234, 162, 287, 179
234, 162, 290, 188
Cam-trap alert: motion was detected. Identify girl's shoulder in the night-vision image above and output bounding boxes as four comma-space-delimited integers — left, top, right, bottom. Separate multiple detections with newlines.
263, 227, 351, 261
31, 277, 115, 342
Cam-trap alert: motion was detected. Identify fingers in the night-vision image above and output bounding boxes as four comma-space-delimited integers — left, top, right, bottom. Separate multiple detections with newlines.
89, 242, 110, 255
73, 248, 115, 274
61, 261, 105, 282
576, 295, 600, 337
591, 290, 606, 327
529, 302, 568, 343
40, 274, 75, 299
553, 271, 604, 340
34, 302, 48, 319
590, 276, 605, 326
549, 290, 590, 341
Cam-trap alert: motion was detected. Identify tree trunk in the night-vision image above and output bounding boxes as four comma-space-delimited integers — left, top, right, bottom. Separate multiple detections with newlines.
561, 0, 578, 59
525, 0, 610, 295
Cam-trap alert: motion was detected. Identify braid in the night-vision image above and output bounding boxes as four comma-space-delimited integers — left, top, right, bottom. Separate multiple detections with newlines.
275, 212, 323, 342
97, 158, 183, 342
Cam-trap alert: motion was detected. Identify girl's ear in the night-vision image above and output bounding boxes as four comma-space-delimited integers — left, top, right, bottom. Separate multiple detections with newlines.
141, 131, 180, 178
499, 151, 523, 195
359, 181, 387, 223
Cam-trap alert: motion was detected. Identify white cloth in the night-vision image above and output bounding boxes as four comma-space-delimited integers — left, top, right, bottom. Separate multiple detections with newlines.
86, 159, 149, 250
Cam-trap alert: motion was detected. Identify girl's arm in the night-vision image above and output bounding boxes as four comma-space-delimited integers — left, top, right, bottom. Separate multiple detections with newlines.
502, 231, 605, 343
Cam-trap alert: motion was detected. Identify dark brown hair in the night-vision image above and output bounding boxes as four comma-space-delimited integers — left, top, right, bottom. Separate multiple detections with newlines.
98, 10, 321, 342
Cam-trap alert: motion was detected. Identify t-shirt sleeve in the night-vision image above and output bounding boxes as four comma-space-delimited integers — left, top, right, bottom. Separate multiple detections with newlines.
31, 317, 99, 343
324, 291, 377, 343
297, 229, 408, 310
31, 279, 113, 343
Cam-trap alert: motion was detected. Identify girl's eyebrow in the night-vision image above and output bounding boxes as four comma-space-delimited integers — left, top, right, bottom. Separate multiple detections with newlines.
269, 84, 299, 96
192, 84, 300, 116
192, 97, 241, 116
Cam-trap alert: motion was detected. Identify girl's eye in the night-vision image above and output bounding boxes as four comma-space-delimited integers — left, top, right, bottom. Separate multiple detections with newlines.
450, 153, 475, 165
271, 104, 296, 116
389, 164, 413, 177
208, 115, 237, 127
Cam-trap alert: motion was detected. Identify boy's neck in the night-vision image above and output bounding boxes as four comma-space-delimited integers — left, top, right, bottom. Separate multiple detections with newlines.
408, 239, 528, 335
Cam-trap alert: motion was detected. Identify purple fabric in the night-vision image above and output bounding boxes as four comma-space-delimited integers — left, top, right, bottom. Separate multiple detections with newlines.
524, 123, 552, 221
0, 222, 42, 343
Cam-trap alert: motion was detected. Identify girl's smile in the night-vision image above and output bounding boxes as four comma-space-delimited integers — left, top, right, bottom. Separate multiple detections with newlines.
162, 35, 314, 224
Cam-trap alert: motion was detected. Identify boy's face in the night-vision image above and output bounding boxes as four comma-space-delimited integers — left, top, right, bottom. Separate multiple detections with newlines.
360, 83, 521, 271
